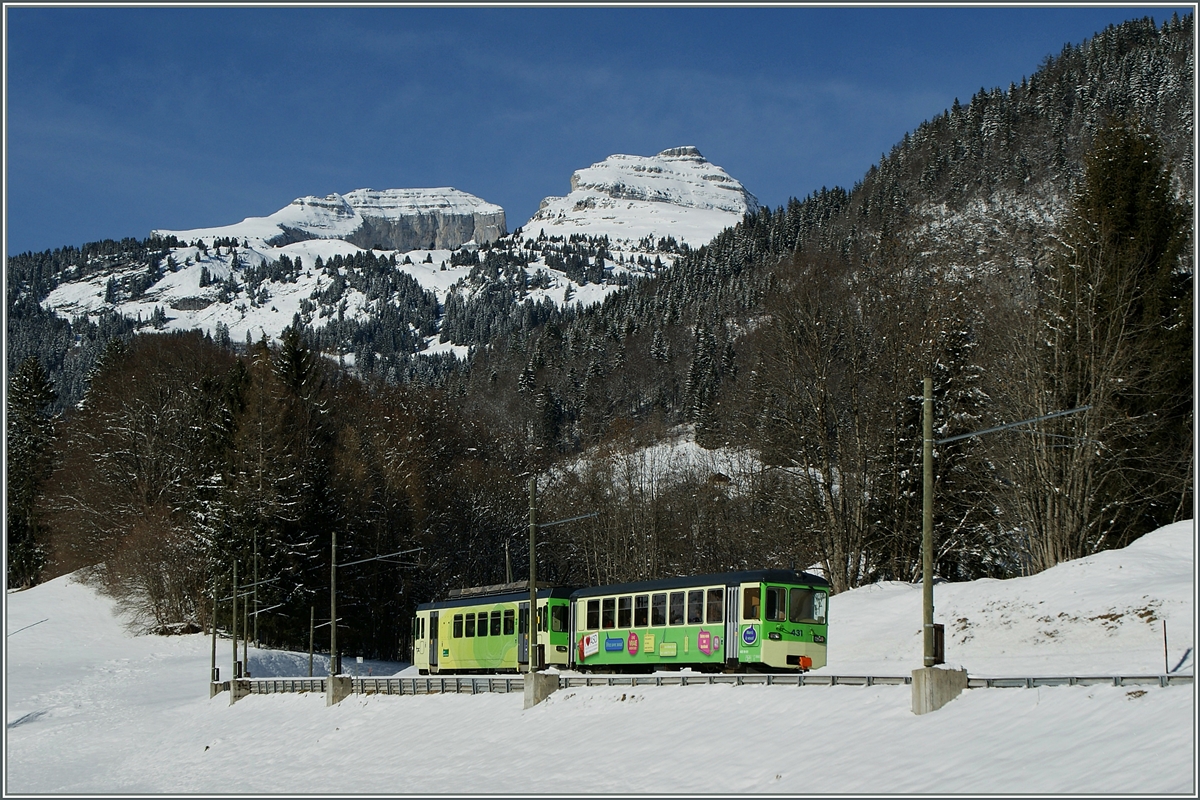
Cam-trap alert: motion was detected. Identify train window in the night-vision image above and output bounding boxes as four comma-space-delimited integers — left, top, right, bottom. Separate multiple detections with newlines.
618, 596, 632, 628
586, 599, 600, 630
552, 605, 568, 633
765, 587, 787, 622
465, 614, 476, 637
540, 607, 548, 633
634, 595, 649, 628
503, 609, 515, 636
519, 607, 528, 635
453, 614, 463, 638
743, 587, 761, 620
651, 594, 667, 626
790, 589, 828, 624
706, 588, 724, 623
669, 592, 685, 625
491, 610, 502, 636
602, 597, 616, 629
687, 590, 704, 624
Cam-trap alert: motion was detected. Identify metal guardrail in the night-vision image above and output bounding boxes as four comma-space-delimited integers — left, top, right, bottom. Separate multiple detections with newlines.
229, 671, 1191, 697
967, 674, 1192, 689
352, 676, 525, 695
558, 673, 912, 687
247, 678, 327, 694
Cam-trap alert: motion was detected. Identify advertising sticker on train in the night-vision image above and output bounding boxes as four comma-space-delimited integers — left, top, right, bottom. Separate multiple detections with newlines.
742, 626, 758, 646
580, 632, 600, 660
628, 631, 639, 656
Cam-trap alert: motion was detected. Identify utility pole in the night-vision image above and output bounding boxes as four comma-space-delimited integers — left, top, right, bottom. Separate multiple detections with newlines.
920, 379, 1089, 669
210, 576, 219, 683
309, 606, 315, 678
242, 595, 249, 677
253, 531, 259, 648
330, 528, 338, 677
528, 476, 537, 673
231, 560, 238, 682
922, 378, 935, 667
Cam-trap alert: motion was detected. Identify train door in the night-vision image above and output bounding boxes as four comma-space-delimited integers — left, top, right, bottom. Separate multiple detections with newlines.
413, 614, 426, 667
724, 586, 740, 666
517, 601, 530, 666
429, 611, 439, 671
535, 602, 547, 669
567, 599, 578, 669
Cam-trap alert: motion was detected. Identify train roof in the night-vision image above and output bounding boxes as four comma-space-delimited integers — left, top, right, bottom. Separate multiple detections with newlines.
569, 568, 830, 600
416, 586, 575, 611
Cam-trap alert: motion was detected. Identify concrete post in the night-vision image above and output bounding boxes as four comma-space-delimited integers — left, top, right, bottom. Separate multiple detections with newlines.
912, 666, 968, 714
523, 672, 559, 709
326, 675, 352, 706
230, 678, 250, 704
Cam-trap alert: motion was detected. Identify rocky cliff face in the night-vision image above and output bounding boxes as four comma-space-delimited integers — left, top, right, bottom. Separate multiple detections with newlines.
339, 188, 506, 251
156, 187, 506, 252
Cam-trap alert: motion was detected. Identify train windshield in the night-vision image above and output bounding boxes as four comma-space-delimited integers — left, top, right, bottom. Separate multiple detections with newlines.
789, 588, 828, 624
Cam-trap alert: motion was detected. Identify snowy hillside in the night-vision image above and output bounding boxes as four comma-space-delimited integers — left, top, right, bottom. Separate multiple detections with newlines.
40, 236, 470, 354
5, 521, 1193, 794
525, 145, 758, 247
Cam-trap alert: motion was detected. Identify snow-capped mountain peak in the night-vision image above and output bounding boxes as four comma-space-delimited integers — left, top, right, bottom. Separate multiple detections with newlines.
526, 146, 758, 246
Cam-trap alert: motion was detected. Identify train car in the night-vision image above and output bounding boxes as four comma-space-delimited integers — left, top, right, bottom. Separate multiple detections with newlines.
413, 582, 573, 674
569, 569, 829, 673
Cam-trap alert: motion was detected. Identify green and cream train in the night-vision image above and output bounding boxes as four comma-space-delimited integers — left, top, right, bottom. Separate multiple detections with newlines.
413, 569, 829, 674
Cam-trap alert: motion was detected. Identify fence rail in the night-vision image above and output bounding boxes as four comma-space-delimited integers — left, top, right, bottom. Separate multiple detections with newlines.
353, 676, 525, 695
231, 672, 1191, 697
247, 678, 327, 694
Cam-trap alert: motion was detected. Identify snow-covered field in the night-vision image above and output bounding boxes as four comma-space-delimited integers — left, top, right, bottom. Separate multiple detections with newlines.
5, 521, 1194, 794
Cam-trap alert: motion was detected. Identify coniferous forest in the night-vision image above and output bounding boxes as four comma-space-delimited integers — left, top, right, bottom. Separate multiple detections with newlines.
6, 15, 1193, 660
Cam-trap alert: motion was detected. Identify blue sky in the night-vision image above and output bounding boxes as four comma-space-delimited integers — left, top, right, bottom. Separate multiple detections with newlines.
5, 5, 1191, 255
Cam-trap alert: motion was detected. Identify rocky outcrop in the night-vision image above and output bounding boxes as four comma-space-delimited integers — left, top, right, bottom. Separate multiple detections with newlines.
340, 188, 506, 251
157, 187, 505, 252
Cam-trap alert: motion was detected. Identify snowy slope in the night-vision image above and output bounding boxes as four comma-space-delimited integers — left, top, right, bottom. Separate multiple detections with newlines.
5, 521, 1193, 794
524, 145, 758, 247
40, 238, 471, 352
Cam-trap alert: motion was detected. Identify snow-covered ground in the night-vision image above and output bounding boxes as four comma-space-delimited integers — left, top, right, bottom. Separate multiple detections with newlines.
5, 521, 1194, 794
